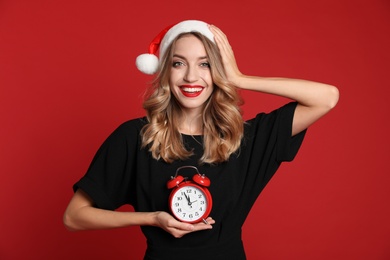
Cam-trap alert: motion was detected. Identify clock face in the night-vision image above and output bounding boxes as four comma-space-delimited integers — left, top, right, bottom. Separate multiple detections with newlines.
169, 183, 210, 223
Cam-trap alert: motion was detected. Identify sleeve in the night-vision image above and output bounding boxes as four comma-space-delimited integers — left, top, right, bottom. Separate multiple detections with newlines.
275, 102, 307, 162
246, 102, 306, 164
242, 101, 307, 192
73, 121, 140, 210
224, 102, 307, 224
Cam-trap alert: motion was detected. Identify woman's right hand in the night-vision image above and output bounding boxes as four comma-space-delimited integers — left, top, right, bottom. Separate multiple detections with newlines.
154, 211, 215, 238
64, 190, 214, 237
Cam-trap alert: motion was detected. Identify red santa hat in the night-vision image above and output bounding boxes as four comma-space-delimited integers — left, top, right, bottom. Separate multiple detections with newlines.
135, 20, 215, 74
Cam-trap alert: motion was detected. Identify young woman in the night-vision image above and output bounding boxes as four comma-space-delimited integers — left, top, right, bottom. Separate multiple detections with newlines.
64, 20, 339, 259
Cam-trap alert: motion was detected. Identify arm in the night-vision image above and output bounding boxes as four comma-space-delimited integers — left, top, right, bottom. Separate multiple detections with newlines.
63, 189, 214, 238
209, 25, 339, 136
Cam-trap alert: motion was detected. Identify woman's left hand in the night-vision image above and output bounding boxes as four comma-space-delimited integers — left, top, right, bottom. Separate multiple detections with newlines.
209, 24, 243, 85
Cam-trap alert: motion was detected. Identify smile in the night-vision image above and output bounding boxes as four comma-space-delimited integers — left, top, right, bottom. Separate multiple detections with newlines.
180, 85, 204, 97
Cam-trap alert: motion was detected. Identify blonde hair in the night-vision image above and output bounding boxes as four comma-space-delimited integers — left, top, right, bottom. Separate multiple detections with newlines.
141, 32, 244, 164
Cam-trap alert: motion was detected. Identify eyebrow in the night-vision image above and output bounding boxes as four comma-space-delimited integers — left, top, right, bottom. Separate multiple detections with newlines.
173, 54, 208, 60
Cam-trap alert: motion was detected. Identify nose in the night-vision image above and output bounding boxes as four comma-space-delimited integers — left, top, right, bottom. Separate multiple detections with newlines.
183, 65, 198, 82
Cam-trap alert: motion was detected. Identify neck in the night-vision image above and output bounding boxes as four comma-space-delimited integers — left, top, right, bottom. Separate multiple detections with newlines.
179, 113, 203, 135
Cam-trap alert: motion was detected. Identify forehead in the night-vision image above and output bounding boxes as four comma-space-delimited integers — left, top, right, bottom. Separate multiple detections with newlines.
172, 34, 207, 57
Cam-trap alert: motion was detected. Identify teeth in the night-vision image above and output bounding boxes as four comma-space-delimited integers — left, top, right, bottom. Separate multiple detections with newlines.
182, 87, 203, 93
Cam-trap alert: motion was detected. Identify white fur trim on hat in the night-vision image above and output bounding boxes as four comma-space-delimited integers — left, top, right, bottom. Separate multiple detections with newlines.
136, 20, 215, 75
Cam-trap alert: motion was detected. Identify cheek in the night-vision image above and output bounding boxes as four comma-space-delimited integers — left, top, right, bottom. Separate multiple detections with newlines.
200, 71, 213, 85
168, 83, 180, 100
169, 70, 182, 85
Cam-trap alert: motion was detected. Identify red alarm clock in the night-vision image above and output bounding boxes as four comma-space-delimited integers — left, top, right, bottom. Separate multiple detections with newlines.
167, 166, 212, 224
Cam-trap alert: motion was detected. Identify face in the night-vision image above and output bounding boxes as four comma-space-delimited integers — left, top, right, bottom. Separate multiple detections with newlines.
169, 34, 214, 114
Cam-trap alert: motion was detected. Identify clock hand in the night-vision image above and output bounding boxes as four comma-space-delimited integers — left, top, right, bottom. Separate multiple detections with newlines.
184, 193, 191, 205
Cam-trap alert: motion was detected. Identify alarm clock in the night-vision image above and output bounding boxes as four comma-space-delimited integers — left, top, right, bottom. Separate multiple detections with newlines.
167, 166, 212, 224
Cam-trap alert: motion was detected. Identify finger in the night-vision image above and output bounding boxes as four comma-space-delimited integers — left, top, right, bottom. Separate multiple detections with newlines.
208, 25, 224, 45
170, 221, 194, 231
209, 25, 230, 48
209, 26, 234, 62
205, 217, 216, 224
170, 218, 215, 238
200, 217, 215, 224
166, 222, 194, 238
209, 24, 227, 39
192, 217, 215, 230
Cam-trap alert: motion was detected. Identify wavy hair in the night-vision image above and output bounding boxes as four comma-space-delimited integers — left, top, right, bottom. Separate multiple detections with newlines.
141, 32, 244, 164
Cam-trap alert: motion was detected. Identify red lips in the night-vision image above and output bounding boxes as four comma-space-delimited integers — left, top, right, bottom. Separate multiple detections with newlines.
179, 85, 204, 97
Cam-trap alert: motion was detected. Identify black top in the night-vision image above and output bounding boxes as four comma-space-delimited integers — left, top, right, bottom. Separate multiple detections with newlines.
74, 102, 306, 260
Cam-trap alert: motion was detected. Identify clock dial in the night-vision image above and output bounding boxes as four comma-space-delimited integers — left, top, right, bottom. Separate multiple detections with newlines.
170, 184, 209, 223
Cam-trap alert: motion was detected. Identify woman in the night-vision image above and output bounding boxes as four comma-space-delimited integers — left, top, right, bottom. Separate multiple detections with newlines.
64, 20, 339, 259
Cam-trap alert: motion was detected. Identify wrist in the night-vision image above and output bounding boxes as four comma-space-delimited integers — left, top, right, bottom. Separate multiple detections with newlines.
149, 211, 162, 227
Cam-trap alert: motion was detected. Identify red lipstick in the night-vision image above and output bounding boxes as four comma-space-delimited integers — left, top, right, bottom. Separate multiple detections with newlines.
179, 85, 204, 98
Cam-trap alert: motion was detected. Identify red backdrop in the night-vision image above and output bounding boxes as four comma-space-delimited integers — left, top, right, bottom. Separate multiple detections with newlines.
1, 0, 389, 259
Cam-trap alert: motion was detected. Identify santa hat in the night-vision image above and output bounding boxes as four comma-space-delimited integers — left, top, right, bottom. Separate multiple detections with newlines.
135, 20, 215, 75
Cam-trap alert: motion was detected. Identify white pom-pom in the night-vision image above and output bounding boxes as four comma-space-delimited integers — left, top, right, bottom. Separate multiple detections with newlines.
135, 53, 159, 74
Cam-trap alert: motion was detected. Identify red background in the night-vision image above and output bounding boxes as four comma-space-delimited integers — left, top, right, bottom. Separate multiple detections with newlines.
1, 0, 389, 259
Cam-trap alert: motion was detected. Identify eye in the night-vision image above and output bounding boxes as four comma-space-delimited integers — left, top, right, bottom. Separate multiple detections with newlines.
172, 61, 184, 67
200, 62, 210, 68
